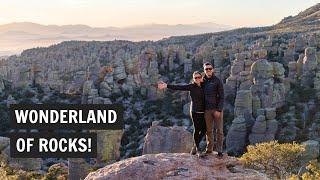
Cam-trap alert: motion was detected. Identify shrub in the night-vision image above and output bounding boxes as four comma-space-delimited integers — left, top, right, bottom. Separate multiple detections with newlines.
43, 163, 68, 180
301, 160, 320, 180
239, 141, 305, 179
290, 160, 320, 180
0, 165, 43, 180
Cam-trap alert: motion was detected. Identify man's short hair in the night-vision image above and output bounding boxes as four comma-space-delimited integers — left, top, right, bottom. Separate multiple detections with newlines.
203, 62, 214, 68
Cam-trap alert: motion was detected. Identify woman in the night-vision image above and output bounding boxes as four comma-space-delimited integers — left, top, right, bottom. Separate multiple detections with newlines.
158, 71, 206, 156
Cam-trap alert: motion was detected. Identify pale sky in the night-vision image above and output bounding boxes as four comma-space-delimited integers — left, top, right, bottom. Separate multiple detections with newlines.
0, 0, 318, 27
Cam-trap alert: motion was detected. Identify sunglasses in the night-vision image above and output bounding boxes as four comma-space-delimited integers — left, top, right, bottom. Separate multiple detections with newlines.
205, 68, 213, 71
194, 76, 202, 79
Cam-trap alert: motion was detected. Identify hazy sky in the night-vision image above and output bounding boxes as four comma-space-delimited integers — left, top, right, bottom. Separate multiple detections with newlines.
0, 0, 318, 27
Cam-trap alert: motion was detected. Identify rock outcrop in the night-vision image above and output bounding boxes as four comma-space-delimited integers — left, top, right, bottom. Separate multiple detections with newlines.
143, 123, 193, 154
68, 158, 89, 180
68, 130, 123, 179
249, 114, 277, 144
85, 153, 268, 180
226, 54, 287, 152
302, 140, 320, 162
226, 116, 248, 155
95, 130, 123, 163
302, 47, 318, 87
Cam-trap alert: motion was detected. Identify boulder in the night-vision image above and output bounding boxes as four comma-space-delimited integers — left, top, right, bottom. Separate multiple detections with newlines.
265, 108, 276, 120
213, 48, 225, 67
252, 96, 262, 118
244, 60, 254, 71
296, 54, 304, 78
95, 130, 123, 164
308, 34, 317, 47
143, 124, 193, 154
251, 115, 267, 134
99, 81, 113, 97
302, 47, 318, 87
302, 140, 319, 161
82, 80, 94, 96
266, 119, 278, 135
226, 116, 248, 155
272, 62, 285, 80
314, 72, 320, 98
0, 79, 4, 93
250, 59, 273, 84
235, 52, 248, 61
252, 49, 267, 59
256, 108, 265, 117
183, 58, 192, 78
294, 35, 305, 52
225, 75, 238, 96
231, 59, 245, 76
234, 90, 252, 119
272, 83, 286, 108
124, 56, 140, 75
68, 158, 90, 180
183, 103, 191, 116
85, 153, 268, 180
113, 66, 127, 81
250, 79, 275, 109
288, 61, 297, 81
0, 136, 9, 151
310, 112, 320, 141
249, 115, 276, 144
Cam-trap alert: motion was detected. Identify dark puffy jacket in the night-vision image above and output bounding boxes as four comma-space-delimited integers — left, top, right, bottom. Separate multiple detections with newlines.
203, 75, 224, 111
167, 83, 205, 112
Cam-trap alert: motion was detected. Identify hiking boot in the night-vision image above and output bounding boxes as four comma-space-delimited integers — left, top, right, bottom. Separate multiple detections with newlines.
197, 150, 204, 158
217, 152, 223, 158
190, 146, 197, 155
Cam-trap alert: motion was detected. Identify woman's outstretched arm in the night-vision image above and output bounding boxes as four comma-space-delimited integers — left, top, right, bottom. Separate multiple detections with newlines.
167, 84, 193, 91
158, 82, 193, 91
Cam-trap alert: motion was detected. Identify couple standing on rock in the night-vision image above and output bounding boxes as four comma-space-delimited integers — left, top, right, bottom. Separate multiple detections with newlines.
158, 62, 224, 158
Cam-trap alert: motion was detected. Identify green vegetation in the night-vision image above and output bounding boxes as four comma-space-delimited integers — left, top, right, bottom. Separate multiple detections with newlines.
288, 84, 317, 104
301, 160, 320, 180
240, 141, 305, 179
0, 165, 43, 180
0, 163, 68, 180
43, 163, 68, 180
290, 160, 320, 180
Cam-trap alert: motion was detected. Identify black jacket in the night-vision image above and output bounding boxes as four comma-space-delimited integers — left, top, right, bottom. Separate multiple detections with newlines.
203, 75, 224, 111
167, 83, 205, 112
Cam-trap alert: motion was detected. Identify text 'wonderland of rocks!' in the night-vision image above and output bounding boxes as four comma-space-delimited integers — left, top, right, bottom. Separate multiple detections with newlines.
9, 104, 124, 158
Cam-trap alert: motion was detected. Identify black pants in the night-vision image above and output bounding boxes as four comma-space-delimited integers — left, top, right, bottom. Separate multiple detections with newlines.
191, 112, 207, 149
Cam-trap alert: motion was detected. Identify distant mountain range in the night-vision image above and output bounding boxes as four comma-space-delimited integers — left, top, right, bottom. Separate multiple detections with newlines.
3, 1, 319, 57
0, 22, 234, 56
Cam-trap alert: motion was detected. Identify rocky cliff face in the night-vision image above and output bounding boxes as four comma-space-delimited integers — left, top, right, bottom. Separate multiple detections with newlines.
85, 153, 268, 180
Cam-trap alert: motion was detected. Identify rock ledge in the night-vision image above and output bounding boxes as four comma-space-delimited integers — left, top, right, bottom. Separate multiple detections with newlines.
85, 153, 268, 180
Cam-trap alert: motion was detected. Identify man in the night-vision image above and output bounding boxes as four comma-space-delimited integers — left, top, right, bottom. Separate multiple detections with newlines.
202, 62, 224, 157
